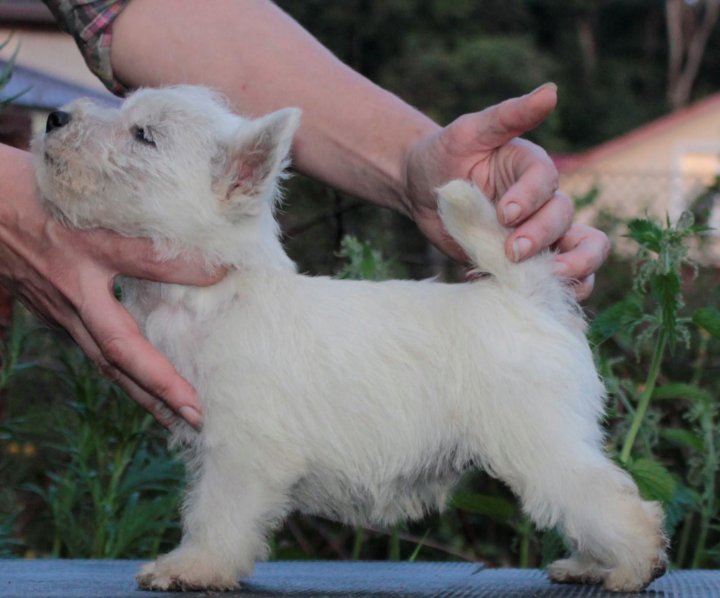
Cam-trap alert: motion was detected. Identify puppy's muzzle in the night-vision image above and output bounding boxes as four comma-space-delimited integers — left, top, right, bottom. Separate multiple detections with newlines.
46, 110, 71, 133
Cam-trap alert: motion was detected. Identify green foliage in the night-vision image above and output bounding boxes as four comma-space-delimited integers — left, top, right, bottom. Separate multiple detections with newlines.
625, 212, 704, 350
379, 35, 557, 140
21, 375, 183, 559
0, 310, 182, 559
573, 186, 600, 211
449, 491, 516, 522
589, 293, 643, 345
693, 307, 720, 339
336, 236, 399, 281
276, 0, 696, 153
0, 34, 29, 109
0, 513, 21, 557
588, 199, 720, 567
624, 457, 676, 504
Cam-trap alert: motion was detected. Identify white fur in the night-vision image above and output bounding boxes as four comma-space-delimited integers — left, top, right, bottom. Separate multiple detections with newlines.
33, 86, 667, 592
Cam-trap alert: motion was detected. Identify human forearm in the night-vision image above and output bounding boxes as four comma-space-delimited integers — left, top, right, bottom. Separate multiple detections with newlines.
109, 0, 609, 293
111, 0, 437, 214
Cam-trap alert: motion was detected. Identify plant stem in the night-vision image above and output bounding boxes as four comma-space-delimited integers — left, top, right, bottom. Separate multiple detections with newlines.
518, 517, 531, 568
620, 332, 667, 464
351, 527, 364, 560
407, 530, 429, 562
676, 512, 693, 568
388, 525, 401, 561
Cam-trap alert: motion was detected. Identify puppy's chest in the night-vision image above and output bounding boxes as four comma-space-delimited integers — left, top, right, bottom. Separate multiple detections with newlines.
121, 281, 230, 376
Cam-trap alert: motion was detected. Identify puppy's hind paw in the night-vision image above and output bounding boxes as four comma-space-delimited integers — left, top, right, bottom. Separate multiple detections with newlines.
137, 556, 239, 592
549, 551, 668, 593
603, 552, 668, 593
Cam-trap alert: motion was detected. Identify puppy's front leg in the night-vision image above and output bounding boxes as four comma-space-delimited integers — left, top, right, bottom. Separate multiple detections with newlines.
137, 454, 290, 591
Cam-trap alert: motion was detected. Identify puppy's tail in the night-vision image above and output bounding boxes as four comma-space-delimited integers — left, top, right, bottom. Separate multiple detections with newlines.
437, 180, 574, 312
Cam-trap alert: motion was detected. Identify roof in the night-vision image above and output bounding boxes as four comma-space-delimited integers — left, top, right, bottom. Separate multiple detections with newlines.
555, 91, 720, 172
0, 59, 120, 110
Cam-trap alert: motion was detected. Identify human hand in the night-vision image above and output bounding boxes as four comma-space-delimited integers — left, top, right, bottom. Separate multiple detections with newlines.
0, 148, 223, 427
401, 84, 609, 299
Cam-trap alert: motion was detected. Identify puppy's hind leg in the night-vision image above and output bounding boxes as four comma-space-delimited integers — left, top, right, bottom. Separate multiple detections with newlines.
500, 425, 668, 592
545, 457, 668, 592
137, 453, 291, 592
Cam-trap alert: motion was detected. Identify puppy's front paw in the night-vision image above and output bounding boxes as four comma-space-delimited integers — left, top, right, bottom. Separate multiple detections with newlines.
137, 551, 239, 592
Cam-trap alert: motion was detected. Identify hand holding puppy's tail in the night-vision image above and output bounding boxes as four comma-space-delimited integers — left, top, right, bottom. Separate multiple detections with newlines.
437, 180, 569, 309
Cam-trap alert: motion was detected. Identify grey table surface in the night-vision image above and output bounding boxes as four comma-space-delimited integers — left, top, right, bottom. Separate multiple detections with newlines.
1, 560, 719, 598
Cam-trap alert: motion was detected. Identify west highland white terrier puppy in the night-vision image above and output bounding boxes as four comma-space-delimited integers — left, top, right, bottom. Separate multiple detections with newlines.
33, 86, 667, 592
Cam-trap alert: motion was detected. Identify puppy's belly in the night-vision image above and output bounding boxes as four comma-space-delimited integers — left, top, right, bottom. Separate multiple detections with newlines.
289, 454, 468, 526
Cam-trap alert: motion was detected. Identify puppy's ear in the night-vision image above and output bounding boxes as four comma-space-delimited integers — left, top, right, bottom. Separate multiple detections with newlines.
214, 108, 301, 215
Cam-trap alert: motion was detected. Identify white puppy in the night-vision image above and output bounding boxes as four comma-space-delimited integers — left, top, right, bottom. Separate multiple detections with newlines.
33, 86, 667, 592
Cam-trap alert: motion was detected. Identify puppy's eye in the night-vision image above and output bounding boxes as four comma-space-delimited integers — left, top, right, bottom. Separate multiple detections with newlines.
132, 125, 156, 147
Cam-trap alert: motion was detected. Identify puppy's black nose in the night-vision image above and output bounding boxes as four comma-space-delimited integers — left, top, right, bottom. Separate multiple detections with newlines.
46, 110, 71, 133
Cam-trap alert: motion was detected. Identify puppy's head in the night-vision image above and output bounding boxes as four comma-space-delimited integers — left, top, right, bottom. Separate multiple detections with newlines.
33, 86, 301, 247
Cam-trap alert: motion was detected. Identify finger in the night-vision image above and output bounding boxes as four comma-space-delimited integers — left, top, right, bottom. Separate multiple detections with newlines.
494, 149, 559, 226
112, 373, 179, 428
69, 320, 179, 428
505, 192, 574, 262
78, 289, 203, 427
553, 224, 611, 281
79, 228, 226, 286
442, 83, 558, 155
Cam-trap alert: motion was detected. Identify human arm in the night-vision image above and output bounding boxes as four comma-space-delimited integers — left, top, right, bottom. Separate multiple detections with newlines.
0, 143, 220, 427
109, 0, 608, 297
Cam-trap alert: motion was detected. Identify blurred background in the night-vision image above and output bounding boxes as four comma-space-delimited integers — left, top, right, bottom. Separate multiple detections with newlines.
1, 0, 720, 571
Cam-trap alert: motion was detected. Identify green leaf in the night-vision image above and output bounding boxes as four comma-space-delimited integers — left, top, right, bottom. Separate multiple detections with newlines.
589, 294, 643, 344
626, 218, 663, 253
664, 483, 700, 535
650, 272, 681, 348
0, 40, 21, 88
573, 186, 599, 210
450, 490, 516, 521
693, 307, 720, 339
652, 382, 712, 403
624, 457, 676, 504
660, 428, 704, 451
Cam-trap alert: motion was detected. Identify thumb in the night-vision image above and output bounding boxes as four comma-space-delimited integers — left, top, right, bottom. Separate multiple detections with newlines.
442, 83, 558, 155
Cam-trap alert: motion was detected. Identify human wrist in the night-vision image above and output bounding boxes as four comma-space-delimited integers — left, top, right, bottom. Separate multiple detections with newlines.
292, 96, 440, 219
388, 116, 440, 219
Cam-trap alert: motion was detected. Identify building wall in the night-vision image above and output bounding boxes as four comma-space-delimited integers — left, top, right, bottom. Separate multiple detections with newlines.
560, 105, 720, 264
562, 107, 720, 212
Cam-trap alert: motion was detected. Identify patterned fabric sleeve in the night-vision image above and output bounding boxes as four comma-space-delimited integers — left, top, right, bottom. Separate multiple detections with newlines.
42, 0, 131, 95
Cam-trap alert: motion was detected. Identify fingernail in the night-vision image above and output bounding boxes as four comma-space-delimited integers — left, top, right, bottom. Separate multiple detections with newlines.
502, 202, 522, 225
530, 82, 557, 96
179, 406, 203, 428
512, 237, 532, 262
